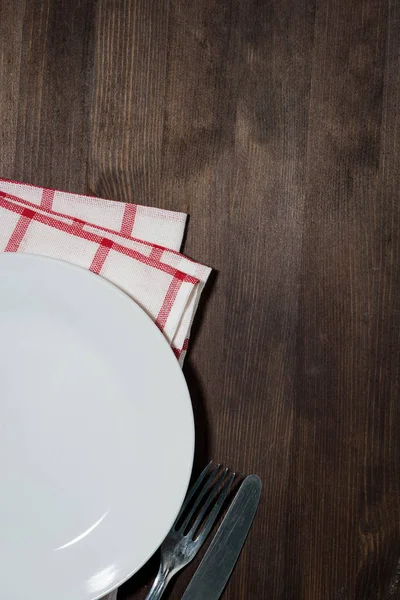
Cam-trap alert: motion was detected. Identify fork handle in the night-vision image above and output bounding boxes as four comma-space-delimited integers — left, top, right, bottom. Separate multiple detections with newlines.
145, 562, 174, 600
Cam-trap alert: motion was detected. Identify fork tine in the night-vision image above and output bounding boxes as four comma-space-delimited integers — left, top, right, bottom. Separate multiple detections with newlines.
172, 461, 215, 529
192, 470, 235, 543
176, 463, 221, 533
188, 468, 230, 537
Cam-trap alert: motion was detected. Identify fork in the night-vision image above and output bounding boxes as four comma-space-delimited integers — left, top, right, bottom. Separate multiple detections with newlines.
145, 462, 235, 600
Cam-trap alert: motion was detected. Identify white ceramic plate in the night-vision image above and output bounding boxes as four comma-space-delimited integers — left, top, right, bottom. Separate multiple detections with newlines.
0, 253, 194, 600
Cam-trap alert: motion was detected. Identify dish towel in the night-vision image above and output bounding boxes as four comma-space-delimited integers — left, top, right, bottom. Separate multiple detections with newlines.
0, 178, 211, 600
0, 179, 211, 366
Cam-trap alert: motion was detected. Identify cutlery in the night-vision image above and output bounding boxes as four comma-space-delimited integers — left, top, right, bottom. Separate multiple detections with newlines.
145, 462, 235, 600
181, 474, 262, 599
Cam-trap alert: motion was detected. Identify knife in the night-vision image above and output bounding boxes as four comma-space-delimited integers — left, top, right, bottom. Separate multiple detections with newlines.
180, 474, 262, 600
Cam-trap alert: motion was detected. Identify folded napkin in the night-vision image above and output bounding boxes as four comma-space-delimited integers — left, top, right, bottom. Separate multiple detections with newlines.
0, 179, 211, 365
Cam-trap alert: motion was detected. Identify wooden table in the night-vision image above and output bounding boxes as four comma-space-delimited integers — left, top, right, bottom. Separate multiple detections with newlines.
2, 0, 400, 598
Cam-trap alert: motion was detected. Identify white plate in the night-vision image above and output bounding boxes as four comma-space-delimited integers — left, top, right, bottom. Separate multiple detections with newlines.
0, 253, 194, 600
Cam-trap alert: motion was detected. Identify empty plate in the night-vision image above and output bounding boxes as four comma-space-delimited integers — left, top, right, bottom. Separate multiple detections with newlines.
0, 253, 194, 600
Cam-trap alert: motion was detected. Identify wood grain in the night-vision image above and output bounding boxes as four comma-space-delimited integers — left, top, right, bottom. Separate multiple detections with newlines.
1, 0, 400, 598
1, 0, 95, 190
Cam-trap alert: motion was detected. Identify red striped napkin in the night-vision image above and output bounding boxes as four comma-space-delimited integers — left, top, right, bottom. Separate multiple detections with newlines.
0, 179, 211, 365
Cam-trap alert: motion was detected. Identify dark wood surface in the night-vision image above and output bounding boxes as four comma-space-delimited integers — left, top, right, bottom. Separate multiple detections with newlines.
1, 0, 400, 598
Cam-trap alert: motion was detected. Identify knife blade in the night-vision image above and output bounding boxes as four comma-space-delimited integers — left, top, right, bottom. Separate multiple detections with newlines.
181, 474, 262, 600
